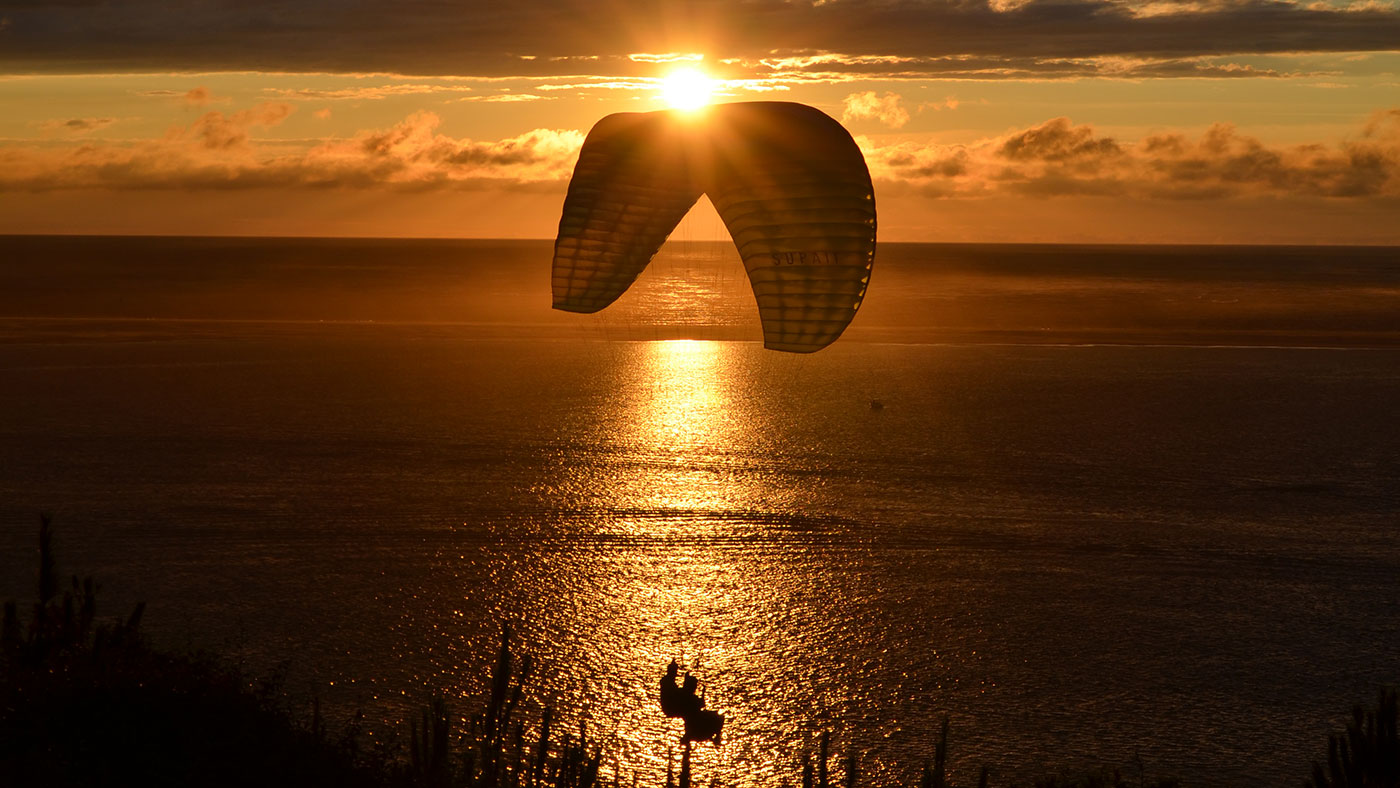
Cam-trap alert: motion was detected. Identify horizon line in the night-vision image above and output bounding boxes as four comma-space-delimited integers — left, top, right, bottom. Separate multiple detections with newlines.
3, 232, 1398, 250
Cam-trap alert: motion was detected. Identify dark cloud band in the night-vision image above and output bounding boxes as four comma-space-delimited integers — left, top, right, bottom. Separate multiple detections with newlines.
0, 0, 1397, 75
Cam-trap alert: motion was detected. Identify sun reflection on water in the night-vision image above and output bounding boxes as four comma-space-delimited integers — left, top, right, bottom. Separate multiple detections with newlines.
478, 339, 863, 786
625, 340, 745, 515
637, 340, 726, 451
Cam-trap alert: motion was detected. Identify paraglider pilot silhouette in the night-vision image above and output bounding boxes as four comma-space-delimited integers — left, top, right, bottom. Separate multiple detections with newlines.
552, 101, 877, 354
660, 659, 725, 745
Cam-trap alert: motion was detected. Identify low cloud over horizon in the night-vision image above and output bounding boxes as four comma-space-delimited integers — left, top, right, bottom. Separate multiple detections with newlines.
0, 106, 584, 192
866, 109, 1400, 200
5, 99, 1396, 207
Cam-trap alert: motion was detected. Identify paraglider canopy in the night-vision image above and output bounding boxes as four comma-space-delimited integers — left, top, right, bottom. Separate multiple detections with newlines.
552, 102, 876, 353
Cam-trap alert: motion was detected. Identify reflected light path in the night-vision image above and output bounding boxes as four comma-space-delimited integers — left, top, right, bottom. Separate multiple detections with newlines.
466, 340, 881, 787
628, 340, 742, 515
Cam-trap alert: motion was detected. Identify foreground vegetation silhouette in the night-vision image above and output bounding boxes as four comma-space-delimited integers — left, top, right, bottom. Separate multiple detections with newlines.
3, 516, 1396, 787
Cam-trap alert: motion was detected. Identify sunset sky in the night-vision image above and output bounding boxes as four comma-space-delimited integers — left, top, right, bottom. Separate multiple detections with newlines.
1, 0, 1398, 243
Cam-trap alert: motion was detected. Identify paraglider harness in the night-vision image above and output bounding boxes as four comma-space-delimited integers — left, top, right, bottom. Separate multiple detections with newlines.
659, 659, 724, 745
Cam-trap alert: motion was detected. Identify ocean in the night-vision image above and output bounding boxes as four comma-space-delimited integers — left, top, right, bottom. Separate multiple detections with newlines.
1, 235, 1398, 786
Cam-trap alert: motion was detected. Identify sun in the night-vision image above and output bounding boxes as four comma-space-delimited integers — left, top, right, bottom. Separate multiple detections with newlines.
660, 68, 716, 112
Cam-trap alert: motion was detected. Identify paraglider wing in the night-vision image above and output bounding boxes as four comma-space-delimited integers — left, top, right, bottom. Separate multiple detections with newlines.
551, 102, 875, 352
702, 103, 876, 353
552, 112, 703, 313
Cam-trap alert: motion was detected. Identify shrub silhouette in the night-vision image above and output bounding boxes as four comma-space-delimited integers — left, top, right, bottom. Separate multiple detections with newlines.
1306, 687, 1399, 788
1, 515, 384, 788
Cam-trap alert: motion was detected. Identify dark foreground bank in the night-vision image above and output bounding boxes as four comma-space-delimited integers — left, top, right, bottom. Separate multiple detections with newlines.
3, 518, 1396, 788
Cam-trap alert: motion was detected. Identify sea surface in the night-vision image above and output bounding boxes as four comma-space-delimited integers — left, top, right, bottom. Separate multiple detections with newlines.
2, 236, 1399, 786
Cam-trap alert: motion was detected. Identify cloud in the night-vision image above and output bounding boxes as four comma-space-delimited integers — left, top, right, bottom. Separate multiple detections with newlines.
136, 86, 231, 104
737, 53, 1303, 82
3, 100, 1396, 204
628, 53, 705, 63
174, 102, 294, 149
456, 93, 551, 102
263, 84, 478, 101
533, 80, 653, 92
39, 117, 117, 135
332, 112, 582, 183
184, 86, 217, 106
865, 110, 1400, 199
998, 118, 1123, 162
0, 105, 584, 192
0, 0, 1396, 77
842, 91, 910, 129
922, 97, 961, 112
1362, 107, 1400, 136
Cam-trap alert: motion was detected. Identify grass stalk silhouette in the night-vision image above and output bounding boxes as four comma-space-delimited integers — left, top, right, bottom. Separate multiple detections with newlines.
1306, 687, 1399, 788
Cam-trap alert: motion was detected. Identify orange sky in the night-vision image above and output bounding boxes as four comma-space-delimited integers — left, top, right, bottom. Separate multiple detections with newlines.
1, 0, 1398, 243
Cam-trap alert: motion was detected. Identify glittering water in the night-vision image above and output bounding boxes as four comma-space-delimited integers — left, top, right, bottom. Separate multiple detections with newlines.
1, 237, 1398, 786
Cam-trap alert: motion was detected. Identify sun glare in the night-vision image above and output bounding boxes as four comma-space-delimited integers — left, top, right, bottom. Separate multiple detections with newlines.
660, 68, 715, 111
